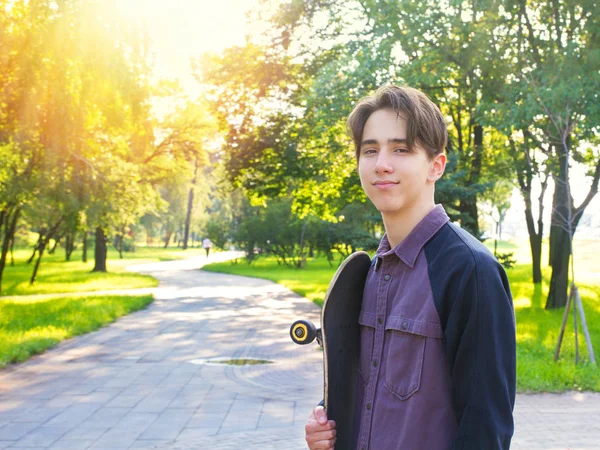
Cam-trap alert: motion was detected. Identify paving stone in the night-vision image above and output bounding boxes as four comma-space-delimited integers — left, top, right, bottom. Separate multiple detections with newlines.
0, 422, 43, 441
8, 426, 68, 448
48, 438, 96, 449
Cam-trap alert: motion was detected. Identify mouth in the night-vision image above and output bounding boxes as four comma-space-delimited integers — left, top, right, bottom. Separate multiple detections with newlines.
372, 181, 399, 190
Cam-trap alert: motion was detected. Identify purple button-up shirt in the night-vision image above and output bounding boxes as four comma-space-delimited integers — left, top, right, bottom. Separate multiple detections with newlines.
354, 205, 515, 450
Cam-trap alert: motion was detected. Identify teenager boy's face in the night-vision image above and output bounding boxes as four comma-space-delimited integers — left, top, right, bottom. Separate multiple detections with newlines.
358, 108, 443, 217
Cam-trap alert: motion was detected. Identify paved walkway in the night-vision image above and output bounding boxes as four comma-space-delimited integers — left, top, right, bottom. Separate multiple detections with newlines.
0, 254, 599, 449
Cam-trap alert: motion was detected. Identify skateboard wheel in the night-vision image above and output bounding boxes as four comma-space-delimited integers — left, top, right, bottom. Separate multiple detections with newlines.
290, 320, 317, 345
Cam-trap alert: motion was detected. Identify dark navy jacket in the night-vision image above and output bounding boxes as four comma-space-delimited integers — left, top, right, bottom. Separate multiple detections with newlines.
354, 205, 516, 450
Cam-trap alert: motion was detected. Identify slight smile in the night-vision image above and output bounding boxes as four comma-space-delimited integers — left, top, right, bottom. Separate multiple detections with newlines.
372, 181, 399, 190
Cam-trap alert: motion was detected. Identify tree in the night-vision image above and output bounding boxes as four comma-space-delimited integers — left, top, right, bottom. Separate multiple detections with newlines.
262, 0, 512, 235
495, 0, 600, 307
150, 97, 217, 250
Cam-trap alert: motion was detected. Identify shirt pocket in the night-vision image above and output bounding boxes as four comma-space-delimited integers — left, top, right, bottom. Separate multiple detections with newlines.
383, 317, 443, 400
358, 311, 376, 387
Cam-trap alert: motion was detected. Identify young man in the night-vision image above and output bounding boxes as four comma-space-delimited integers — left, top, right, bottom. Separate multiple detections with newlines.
305, 85, 516, 450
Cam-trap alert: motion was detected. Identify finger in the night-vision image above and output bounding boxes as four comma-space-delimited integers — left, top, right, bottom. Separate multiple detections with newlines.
306, 436, 336, 450
306, 429, 336, 444
315, 437, 336, 449
306, 419, 334, 433
314, 406, 328, 425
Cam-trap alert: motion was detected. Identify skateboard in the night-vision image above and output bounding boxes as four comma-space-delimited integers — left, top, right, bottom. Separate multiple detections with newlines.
290, 251, 371, 450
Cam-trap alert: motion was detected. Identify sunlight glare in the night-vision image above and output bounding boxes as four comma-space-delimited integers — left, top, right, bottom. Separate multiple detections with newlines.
115, 0, 262, 95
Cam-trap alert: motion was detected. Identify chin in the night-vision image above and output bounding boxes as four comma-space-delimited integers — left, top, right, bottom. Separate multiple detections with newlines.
371, 201, 406, 215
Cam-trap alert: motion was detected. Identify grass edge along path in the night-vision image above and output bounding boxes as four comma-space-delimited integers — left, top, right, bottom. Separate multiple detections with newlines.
0, 246, 214, 297
0, 294, 154, 369
203, 255, 600, 393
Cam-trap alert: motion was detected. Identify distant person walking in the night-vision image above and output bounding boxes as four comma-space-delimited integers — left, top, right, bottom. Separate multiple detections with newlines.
202, 238, 213, 257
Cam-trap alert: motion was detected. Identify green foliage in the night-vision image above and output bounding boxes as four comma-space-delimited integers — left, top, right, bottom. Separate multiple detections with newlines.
227, 196, 380, 267
0, 294, 154, 368
496, 252, 516, 270
0, 1, 222, 289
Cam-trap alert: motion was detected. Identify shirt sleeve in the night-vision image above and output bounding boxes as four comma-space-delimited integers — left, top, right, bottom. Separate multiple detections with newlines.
444, 253, 516, 449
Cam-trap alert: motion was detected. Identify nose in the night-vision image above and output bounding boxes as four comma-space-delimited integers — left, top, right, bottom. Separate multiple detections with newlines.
374, 149, 393, 174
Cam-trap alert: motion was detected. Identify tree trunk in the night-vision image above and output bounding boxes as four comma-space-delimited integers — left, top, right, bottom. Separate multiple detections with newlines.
183, 186, 194, 250
297, 219, 309, 268
118, 227, 124, 259
65, 232, 71, 261
28, 234, 42, 264
494, 221, 499, 257
524, 200, 543, 284
164, 230, 172, 248
146, 226, 152, 245
48, 238, 60, 255
30, 240, 48, 284
546, 224, 571, 309
459, 124, 483, 238
82, 230, 88, 263
9, 231, 15, 266
530, 231, 542, 284
183, 161, 199, 250
546, 152, 600, 308
498, 217, 503, 241
546, 149, 571, 309
0, 207, 21, 296
548, 193, 556, 267
513, 133, 548, 285
93, 227, 108, 272
65, 231, 75, 261
30, 219, 63, 283
458, 198, 479, 237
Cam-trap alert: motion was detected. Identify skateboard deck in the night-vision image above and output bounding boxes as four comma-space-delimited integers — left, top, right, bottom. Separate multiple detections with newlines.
290, 251, 371, 449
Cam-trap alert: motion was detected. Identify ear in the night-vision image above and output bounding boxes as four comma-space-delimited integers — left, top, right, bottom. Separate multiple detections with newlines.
428, 153, 446, 182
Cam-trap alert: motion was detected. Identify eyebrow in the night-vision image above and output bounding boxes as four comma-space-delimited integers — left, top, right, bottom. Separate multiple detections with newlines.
360, 138, 408, 147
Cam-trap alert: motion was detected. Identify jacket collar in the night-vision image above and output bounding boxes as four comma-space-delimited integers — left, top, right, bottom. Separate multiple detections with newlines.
375, 204, 449, 269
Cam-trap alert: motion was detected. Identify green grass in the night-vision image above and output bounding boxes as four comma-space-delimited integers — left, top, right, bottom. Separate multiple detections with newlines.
203, 256, 337, 306
204, 239, 600, 393
0, 246, 208, 296
0, 294, 154, 368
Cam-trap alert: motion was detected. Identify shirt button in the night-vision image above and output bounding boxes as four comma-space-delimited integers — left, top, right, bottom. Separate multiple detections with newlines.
378, 317, 383, 325
402, 321, 409, 330
373, 360, 378, 367
384, 274, 391, 281
366, 403, 372, 410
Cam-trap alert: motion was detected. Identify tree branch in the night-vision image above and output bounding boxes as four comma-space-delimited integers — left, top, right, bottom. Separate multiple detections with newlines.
574, 156, 600, 218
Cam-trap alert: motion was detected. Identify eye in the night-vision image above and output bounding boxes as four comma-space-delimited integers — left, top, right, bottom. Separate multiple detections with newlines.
394, 148, 409, 153
363, 148, 377, 155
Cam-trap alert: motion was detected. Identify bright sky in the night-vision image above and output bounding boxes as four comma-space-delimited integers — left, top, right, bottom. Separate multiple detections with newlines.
117, 0, 263, 96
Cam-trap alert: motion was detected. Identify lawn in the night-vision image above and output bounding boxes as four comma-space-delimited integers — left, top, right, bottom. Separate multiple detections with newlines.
203, 239, 600, 393
0, 245, 206, 368
0, 294, 154, 368
0, 246, 208, 296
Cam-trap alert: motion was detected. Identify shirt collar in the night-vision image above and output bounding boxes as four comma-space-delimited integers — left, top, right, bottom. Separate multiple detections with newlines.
375, 204, 450, 269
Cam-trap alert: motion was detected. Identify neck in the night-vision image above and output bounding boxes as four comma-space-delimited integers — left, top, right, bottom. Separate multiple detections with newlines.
382, 199, 436, 248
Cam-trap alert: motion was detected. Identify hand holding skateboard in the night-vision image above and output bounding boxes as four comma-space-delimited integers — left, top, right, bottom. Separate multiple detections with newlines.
290, 252, 371, 450
305, 406, 337, 450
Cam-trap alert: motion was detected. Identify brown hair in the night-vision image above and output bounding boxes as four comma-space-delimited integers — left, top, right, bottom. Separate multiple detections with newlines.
346, 85, 447, 161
